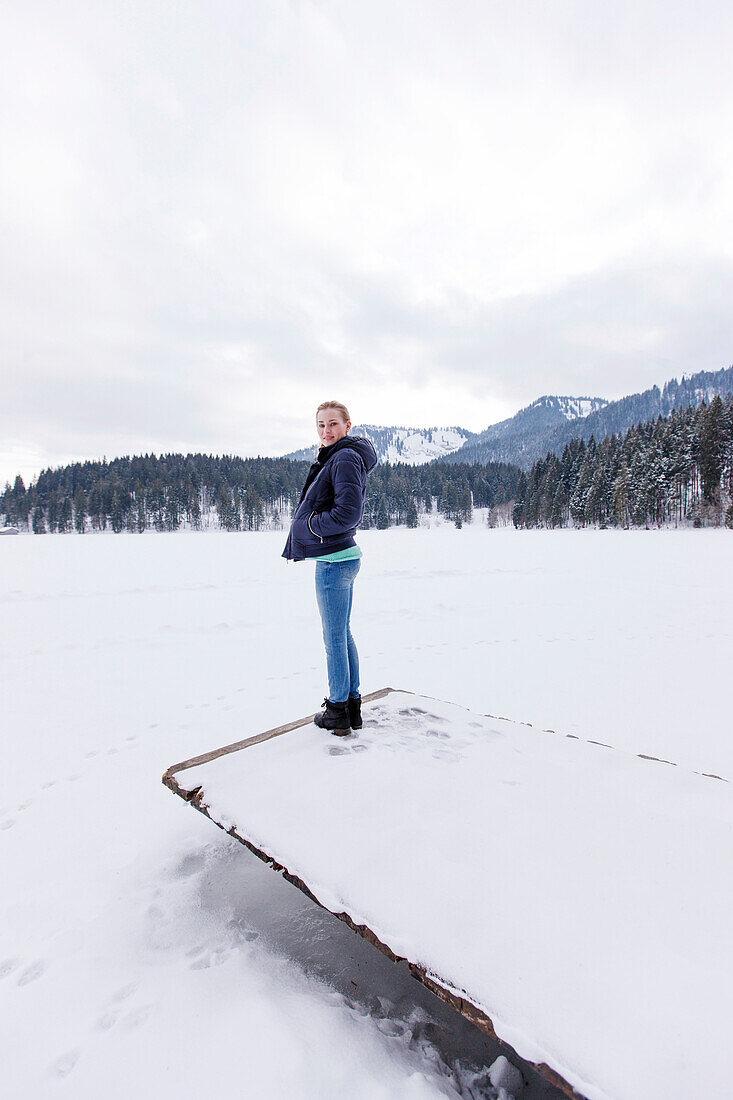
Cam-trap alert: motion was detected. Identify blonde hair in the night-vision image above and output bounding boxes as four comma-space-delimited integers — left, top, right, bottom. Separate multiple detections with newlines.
316, 400, 350, 423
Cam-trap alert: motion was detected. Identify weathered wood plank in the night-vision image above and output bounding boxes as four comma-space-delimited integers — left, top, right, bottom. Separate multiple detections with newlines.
163, 686, 397, 781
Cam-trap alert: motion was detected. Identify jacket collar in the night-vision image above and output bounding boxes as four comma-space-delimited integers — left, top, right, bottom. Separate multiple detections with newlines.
317, 434, 377, 470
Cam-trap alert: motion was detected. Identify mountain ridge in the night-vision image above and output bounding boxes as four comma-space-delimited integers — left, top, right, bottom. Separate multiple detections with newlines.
278, 366, 733, 470
282, 425, 476, 466
442, 365, 733, 469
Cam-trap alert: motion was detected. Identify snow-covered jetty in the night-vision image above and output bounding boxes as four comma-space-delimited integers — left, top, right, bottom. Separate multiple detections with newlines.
164, 688, 732, 1100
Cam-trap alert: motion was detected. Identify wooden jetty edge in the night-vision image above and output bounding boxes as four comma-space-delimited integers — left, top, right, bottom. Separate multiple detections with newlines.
162, 687, 583, 1100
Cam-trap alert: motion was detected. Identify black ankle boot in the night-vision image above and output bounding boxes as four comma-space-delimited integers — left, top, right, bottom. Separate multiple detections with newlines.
313, 698, 351, 736
348, 694, 363, 729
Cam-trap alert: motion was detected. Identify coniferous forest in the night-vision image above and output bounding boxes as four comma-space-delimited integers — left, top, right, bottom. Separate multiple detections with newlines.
513, 395, 733, 529
0, 453, 520, 534
2, 396, 732, 533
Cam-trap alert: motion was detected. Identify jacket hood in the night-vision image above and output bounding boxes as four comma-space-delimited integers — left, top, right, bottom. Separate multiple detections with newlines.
318, 434, 378, 472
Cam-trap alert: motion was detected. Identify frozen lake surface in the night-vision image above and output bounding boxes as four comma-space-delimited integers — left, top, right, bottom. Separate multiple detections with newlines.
2, 527, 731, 1098
171, 686, 733, 1100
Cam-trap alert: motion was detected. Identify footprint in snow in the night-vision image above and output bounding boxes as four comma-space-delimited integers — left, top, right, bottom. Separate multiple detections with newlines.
122, 1005, 153, 1030
189, 948, 230, 971
376, 1018, 407, 1038
172, 851, 207, 879
51, 1049, 80, 1078
0, 818, 15, 831
110, 982, 138, 1004
432, 749, 461, 763
18, 960, 46, 986
0, 957, 20, 979
227, 918, 259, 943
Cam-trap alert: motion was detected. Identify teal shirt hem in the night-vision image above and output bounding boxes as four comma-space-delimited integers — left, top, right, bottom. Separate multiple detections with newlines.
313, 545, 363, 563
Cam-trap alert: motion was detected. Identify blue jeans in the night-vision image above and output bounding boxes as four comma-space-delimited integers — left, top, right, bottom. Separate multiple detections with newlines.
314, 559, 361, 703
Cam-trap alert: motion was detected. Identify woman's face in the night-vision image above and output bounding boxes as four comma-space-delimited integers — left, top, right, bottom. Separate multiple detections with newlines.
317, 408, 351, 445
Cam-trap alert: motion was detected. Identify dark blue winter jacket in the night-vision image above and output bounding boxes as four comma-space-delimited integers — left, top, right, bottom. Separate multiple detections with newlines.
282, 435, 378, 562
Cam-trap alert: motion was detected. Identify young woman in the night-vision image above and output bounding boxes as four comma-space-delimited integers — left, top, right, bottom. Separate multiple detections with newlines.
283, 401, 377, 735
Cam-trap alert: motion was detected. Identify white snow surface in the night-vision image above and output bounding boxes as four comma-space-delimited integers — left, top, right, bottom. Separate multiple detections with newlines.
2, 527, 732, 1099
181, 690, 733, 1100
376, 428, 470, 464
285, 426, 470, 465
529, 397, 608, 420
557, 397, 606, 419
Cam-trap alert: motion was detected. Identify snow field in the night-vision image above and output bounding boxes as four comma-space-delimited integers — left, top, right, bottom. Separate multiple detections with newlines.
1, 527, 731, 1098
179, 689, 733, 1100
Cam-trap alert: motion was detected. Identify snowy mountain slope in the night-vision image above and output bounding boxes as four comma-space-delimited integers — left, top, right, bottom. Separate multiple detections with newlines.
444, 365, 733, 469
283, 425, 474, 465
468, 395, 607, 445
281, 400, 604, 469
549, 396, 608, 420
440, 396, 608, 467
538, 364, 733, 460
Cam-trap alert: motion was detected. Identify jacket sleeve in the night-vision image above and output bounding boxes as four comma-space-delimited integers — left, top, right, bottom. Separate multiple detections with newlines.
309, 451, 364, 538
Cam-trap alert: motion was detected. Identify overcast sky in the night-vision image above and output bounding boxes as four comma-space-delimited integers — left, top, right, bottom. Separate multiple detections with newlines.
3, 0, 733, 486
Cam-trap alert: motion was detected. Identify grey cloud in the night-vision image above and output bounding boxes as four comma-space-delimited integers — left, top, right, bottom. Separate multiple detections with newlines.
4, 0, 733, 485
333, 255, 733, 403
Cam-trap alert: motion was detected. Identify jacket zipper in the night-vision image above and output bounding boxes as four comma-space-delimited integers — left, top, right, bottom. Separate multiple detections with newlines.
307, 511, 324, 542
302, 462, 330, 542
